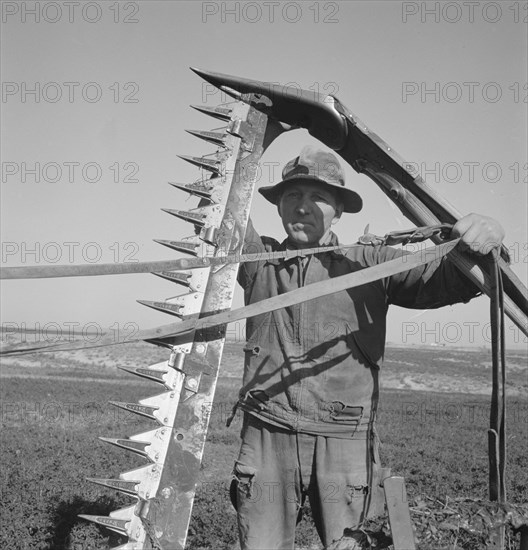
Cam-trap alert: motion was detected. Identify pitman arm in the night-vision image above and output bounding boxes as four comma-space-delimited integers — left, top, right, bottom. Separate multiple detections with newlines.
191, 67, 528, 335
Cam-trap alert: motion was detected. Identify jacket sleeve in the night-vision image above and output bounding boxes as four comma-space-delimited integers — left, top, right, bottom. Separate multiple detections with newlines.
377, 246, 482, 308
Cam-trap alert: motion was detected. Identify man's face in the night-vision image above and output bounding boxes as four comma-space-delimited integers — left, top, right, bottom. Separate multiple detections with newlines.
278, 181, 343, 248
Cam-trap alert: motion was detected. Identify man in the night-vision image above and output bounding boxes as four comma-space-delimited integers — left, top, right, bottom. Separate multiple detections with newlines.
232, 146, 504, 550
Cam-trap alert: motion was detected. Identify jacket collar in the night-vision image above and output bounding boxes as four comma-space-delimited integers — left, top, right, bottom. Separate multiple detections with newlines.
265, 231, 345, 265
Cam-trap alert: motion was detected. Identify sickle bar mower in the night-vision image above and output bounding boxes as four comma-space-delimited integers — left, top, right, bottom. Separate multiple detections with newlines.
79, 98, 270, 548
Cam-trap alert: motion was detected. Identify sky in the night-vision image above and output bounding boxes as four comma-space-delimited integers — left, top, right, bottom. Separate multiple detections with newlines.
1, 1, 527, 350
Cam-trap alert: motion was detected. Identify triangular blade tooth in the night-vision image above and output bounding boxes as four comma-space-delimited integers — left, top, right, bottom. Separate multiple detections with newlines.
185, 129, 227, 148
97, 428, 172, 463
161, 208, 206, 226
79, 506, 147, 544
137, 299, 184, 318
86, 477, 140, 497
110, 392, 179, 426
185, 268, 209, 292
154, 268, 209, 294
98, 436, 151, 459
177, 154, 221, 175
110, 505, 138, 520
118, 365, 168, 384
169, 178, 225, 203
169, 182, 213, 200
118, 360, 185, 391
163, 205, 224, 230
78, 512, 130, 537
152, 270, 192, 287
190, 104, 232, 122
166, 292, 203, 315
153, 238, 199, 255
119, 364, 185, 390
119, 464, 161, 500
109, 400, 159, 422
130, 427, 173, 463
148, 391, 181, 426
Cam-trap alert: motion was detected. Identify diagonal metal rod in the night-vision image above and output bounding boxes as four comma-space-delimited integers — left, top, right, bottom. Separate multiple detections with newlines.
190, 67, 528, 334
1, 239, 460, 356
0, 245, 347, 280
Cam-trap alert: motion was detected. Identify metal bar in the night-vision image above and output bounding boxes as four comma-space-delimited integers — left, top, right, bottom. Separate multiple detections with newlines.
1, 239, 461, 358
0, 244, 348, 280
141, 101, 269, 549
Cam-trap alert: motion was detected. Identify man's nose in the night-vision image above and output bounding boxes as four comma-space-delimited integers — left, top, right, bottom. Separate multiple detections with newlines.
295, 198, 311, 214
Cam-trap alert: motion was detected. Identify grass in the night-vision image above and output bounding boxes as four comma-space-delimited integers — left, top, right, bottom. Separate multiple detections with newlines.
1, 344, 527, 549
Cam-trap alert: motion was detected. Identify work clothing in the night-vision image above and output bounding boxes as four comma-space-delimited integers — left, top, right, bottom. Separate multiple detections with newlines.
236, 221, 478, 436
233, 220, 479, 549
233, 414, 384, 549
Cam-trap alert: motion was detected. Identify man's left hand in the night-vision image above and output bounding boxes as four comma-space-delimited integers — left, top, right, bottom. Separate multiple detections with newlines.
451, 213, 505, 255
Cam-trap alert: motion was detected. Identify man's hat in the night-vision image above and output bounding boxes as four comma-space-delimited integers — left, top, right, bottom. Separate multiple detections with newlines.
258, 146, 363, 213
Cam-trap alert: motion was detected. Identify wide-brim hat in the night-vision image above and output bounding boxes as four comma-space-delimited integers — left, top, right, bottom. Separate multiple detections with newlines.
258, 146, 362, 213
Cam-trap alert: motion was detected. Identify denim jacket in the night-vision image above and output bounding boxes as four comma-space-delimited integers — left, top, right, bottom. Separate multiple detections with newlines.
236, 220, 479, 438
